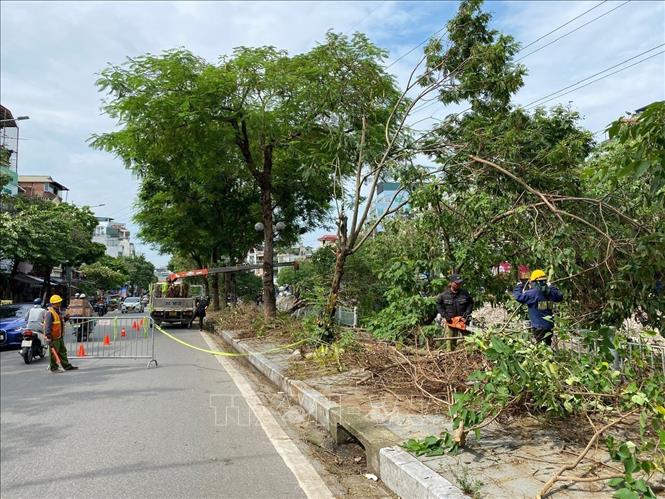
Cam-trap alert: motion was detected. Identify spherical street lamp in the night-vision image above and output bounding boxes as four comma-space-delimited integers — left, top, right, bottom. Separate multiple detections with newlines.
254, 222, 264, 232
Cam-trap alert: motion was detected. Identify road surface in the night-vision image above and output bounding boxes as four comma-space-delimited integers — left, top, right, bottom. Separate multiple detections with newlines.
0, 312, 329, 498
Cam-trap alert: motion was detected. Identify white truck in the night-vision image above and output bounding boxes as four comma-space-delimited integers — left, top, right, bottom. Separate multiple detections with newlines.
149, 282, 203, 327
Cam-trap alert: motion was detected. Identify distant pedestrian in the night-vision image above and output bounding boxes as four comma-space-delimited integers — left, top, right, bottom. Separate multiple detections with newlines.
513, 269, 563, 346
189, 296, 208, 331
44, 294, 78, 373
436, 274, 474, 351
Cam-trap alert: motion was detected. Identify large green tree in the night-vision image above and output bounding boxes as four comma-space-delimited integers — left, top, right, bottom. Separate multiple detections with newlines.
0, 197, 102, 299
92, 33, 402, 318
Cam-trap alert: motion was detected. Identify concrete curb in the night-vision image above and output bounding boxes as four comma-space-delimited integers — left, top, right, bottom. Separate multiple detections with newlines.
215, 328, 466, 499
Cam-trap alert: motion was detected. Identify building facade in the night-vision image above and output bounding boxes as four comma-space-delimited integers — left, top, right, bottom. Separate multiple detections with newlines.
370, 181, 410, 221
18, 175, 69, 203
0, 105, 20, 196
246, 244, 312, 277
92, 217, 136, 258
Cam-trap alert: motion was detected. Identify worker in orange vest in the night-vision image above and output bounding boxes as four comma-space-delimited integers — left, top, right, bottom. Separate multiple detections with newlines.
44, 295, 78, 373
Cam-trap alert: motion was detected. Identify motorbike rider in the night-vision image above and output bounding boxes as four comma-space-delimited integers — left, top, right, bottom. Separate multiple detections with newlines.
25, 298, 46, 333
44, 294, 78, 373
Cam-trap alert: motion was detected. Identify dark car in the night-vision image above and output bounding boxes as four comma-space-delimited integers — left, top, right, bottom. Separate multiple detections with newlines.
0, 303, 33, 349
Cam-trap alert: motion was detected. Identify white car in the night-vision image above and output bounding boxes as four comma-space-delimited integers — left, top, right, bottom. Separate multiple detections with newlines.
121, 297, 143, 314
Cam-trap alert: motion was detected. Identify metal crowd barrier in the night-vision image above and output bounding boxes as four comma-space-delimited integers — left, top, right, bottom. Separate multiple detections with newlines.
63, 315, 158, 368
554, 333, 664, 375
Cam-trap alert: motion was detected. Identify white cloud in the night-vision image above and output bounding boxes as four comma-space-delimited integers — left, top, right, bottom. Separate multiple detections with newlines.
2, 0, 663, 266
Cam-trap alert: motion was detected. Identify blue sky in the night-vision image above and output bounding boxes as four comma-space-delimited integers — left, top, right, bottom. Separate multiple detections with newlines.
1, 1, 663, 267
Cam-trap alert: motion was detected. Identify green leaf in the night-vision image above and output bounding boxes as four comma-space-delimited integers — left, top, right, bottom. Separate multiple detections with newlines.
613, 488, 639, 499
608, 477, 624, 488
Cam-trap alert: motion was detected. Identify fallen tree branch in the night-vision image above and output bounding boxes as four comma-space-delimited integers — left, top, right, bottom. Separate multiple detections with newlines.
537, 409, 638, 499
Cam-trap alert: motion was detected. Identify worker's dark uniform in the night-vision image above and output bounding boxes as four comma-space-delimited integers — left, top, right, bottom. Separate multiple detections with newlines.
189, 298, 208, 331
513, 281, 563, 345
436, 288, 474, 350
44, 306, 74, 371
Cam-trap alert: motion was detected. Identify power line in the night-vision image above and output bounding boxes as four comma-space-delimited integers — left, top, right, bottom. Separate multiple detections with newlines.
524, 50, 664, 110
346, 1, 386, 34
518, 1, 608, 53
386, 26, 447, 69
522, 43, 665, 108
515, 0, 632, 62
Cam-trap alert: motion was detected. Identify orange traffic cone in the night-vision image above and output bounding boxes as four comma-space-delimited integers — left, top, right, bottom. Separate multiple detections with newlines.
77, 344, 86, 357
103, 335, 111, 346
139, 319, 144, 328
121, 328, 126, 337
132, 320, 138, 330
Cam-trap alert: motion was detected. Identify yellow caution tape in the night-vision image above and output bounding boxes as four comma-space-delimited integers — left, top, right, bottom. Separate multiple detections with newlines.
154, 324, 306, 357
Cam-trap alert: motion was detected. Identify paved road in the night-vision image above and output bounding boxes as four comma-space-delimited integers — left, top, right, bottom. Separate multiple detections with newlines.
1, 313, 312, 498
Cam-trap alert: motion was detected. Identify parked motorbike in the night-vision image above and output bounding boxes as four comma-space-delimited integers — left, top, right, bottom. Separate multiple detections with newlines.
19, 328, 48, 364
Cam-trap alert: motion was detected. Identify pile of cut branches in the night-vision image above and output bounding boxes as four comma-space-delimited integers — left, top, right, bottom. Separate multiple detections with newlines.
398, 327, 665, 498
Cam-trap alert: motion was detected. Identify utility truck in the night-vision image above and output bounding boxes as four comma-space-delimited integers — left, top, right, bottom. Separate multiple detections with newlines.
149, 281, 203, 327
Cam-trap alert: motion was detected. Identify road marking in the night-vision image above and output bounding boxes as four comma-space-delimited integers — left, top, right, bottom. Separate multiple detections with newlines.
200, 331, 333, 499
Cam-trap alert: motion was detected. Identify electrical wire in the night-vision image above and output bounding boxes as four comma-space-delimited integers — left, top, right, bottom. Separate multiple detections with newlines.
346, 1, 386, 34
524, 50, 664, 110
386, 26, 447, 69
517, 1, 608, 53
522, 43, 665, 108
515, 0, 632, 62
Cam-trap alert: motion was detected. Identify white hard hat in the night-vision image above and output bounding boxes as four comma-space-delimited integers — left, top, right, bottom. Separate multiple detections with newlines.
74, 293, 81, 298
79, 293, 86, 298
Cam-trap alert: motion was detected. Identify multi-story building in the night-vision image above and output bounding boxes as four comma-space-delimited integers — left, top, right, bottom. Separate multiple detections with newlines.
92, 216, 136, 258
18, 175, 69, 203
0, 105, 21, 196
246, 244, 312, 277
276, 245, 311, 273
371, 181, 410, 219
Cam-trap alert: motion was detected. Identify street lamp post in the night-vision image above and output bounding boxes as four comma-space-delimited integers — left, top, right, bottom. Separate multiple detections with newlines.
0, 116, 30, 124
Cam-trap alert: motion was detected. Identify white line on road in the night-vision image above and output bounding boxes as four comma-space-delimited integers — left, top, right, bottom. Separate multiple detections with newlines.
200, 331, 333, 499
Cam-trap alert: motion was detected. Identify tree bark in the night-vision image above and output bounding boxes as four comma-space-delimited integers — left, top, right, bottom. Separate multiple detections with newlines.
211, 273, 220, 311
323, 213, 349, 331
211, 249, 221, 311
42, 266, 52, 303
261, 183, 276, 318
9, 258, 19, 301
325, 247, 349, 324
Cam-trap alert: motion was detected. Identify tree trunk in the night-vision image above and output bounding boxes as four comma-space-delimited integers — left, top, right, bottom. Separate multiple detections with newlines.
192, 254, 210, 299
203, 277, 210, 299
220, 273, 229, 310
9, 258, 19, 302
211, 273, 220, 311
42, 266, 53, 303
261, 183, 276, 319
325, 248, 349, 324
225, 272, 237, 306
211, 249, 220, 311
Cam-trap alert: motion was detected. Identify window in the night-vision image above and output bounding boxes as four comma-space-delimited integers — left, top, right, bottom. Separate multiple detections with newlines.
44, 183, 55, 194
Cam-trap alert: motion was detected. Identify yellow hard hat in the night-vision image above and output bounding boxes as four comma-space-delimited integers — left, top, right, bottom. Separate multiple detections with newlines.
530, 269, 547, 281
49, 294, 63, 304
